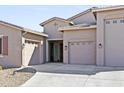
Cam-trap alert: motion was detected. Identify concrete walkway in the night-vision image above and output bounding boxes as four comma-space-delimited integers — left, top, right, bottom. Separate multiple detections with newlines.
21, 63, 124, 87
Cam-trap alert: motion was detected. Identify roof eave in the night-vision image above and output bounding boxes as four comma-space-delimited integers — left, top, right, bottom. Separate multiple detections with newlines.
93, 6, 124, 12
67, 8, 93, 21
0, 21, 23, 30
40, 17, 70, 26
22, 28, 48, 37
40, 21, 70, 27
59, 25, 96, 32
0, 20, 48, 37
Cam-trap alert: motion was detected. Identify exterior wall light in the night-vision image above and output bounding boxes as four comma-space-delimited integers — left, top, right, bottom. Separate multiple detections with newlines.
65, 45, 68, 50
22, 43, 25, 49
98, 43, 102, 48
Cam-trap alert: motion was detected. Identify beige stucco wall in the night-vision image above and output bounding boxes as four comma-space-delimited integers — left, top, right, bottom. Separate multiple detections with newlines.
22, 33, 46, 66
96, 9, 124, 66
0, 24, 22, 67
63, 28, 96, 64
44, 20, 69, 39
70, 12, 96, 25
44, 20, 69, 62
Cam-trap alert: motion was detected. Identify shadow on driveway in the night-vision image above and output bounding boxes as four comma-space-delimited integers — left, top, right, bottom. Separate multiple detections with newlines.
27, 63, 124, 76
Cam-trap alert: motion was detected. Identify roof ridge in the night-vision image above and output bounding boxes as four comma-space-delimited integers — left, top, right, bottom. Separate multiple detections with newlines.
0, 20, 23, 29
93, 5, 124, 12
67, 7, 97, 21
0, 20, 48, 37
40, 16, 70, 26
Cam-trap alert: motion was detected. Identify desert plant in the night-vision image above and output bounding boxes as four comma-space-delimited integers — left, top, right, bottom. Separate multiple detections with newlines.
0, 65, 2, 70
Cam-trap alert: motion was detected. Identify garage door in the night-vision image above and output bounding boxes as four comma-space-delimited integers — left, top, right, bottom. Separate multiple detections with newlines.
105, 18, 124, 66
23, 40, 40, 66
69, 41, 96, 65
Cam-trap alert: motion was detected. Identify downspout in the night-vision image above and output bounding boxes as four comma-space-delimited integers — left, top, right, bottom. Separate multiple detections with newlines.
93, 12, 97, 21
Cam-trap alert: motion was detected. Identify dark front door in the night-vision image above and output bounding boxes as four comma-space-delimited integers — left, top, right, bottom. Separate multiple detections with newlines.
60, 43, 63, 62
49, 42, 54, 62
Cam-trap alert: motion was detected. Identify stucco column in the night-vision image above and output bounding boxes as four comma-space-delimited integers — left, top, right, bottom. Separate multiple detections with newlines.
96, 18, 105, 66
22, 37, 25, 66
46, 40, 49, 62
63, 41, 69, 64
39, 41, 44, 64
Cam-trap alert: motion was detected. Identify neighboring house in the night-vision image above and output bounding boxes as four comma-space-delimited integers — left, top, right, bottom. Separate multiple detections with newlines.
1, 5, 124, 67
41, 5, 124, 67
0, 21, 48, 67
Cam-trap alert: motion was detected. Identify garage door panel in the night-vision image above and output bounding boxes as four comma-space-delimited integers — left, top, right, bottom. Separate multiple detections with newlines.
23, 40, 40, 66
105, 18, 124, 66
29, 45, 40, 65
69, 41, 96, 65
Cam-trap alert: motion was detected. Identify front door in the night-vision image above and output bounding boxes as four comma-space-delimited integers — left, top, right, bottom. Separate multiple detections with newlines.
49, 42, 54, 62
60, 43, 63, 62
54, 43, 60, 62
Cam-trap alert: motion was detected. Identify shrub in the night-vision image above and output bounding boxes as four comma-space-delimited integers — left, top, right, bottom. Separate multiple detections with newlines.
0, 65, 2, 70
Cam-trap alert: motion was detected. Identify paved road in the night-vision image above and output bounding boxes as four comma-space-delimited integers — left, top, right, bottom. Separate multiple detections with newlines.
21, 63, 124, 87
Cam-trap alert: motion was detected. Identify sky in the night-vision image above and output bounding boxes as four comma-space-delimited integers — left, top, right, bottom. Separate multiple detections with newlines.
0, 5, 107, 32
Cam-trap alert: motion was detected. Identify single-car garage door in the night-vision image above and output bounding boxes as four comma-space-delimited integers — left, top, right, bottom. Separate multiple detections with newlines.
105, 18, 124, 66
23, 40, 40, 66
69, 41, 96, 65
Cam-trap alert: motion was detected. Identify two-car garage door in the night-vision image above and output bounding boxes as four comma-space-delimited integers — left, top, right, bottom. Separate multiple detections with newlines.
69, 41, 96, 65
105, 18, 124, 66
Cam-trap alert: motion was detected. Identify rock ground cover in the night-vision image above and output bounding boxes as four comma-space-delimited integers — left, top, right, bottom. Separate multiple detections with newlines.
0, 68, 35, 87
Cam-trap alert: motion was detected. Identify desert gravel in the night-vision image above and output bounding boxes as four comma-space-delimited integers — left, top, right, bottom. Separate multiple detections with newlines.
0, 68, 35, 87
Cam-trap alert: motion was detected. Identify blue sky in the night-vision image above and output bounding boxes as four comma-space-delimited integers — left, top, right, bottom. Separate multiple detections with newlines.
0, 5, 106, 32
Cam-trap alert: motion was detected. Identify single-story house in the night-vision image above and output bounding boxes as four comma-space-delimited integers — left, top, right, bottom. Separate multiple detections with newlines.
1, 5, 124, 67
0, 21, 48, 67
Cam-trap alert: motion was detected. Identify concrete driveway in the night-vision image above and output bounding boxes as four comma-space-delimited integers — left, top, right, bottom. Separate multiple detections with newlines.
21, 63, 124, 87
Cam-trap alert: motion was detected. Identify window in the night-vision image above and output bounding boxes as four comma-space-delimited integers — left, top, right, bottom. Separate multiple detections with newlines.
0, 38, 2, 55
106, 21, 110, 24
0, 36, 8, 56
113, 20, 117, 24
120, 20, 124, 23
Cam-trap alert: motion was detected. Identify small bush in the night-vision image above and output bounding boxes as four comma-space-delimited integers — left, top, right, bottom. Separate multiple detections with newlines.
0, 66, 2, 70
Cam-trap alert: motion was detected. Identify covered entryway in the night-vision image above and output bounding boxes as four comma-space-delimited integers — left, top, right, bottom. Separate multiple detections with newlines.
69, 41, 96, 65
105, 18, 124, 66
48, 40, 63, 62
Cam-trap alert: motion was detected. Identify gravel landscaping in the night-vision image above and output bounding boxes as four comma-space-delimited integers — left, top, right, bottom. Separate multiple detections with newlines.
0, 67, 36, 87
